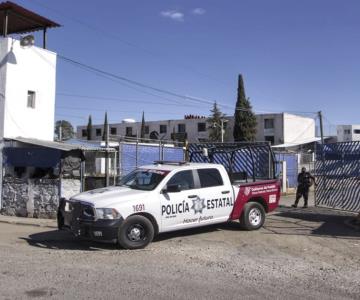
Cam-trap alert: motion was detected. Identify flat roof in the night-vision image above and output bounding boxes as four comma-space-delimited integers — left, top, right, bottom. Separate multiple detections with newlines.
0, 1, 60, 34
5, 137, 115, 152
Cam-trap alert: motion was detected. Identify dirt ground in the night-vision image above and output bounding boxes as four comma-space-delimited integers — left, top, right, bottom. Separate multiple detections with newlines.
0, 194, 359, 299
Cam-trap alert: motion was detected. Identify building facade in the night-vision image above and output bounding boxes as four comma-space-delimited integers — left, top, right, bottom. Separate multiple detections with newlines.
337, 125, 360, 142
0, 37, 57, 141
77, 113, 316, 145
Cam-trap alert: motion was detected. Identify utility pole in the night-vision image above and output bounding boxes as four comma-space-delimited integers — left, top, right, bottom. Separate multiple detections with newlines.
105, 123, 110, 187
318, 111, 324, 145
59, 123, 62, 141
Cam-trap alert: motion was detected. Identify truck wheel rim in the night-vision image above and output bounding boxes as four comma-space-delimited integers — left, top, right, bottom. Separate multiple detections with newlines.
127, 224, 145, 241
249, 208, 261, 226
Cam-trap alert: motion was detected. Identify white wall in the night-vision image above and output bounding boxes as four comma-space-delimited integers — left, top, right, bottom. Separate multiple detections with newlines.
0, 37, 57, 141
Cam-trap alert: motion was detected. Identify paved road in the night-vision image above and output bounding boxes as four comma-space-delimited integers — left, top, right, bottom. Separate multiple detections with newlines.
0, 197, 359, 299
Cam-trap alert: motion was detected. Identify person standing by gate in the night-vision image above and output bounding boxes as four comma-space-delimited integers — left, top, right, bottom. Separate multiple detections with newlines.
292, 167, 316, 208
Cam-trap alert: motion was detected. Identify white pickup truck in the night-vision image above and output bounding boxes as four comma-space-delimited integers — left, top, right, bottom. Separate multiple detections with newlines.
58, 161, 280, 249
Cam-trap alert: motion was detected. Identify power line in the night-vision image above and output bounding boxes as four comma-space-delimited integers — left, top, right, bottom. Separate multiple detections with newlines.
56, 92, 205, 108
27, 0, 234, 89
56, 106, 189, 116
58, 54, 229, 108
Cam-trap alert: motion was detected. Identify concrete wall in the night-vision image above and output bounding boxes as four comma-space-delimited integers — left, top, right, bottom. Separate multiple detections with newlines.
1, 178, 81, 218
0, 37, 57, 141
1, 178, 60, 218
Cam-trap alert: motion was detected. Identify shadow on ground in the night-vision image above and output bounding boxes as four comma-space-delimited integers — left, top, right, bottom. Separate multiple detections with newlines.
265, 206, 360, 239
21, 207, 359, 251
20, 230, 118, 251
21, 222, 244, 251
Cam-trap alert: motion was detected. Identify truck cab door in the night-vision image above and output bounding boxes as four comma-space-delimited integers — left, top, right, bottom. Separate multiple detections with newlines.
159, 169, 202, 231
195, 168, 234, 223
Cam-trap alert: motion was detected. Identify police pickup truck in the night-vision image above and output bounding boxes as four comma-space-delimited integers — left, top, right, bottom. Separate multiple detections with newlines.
58, 161, 280, 249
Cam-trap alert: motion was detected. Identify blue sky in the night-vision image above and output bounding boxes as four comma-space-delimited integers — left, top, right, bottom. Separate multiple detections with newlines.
16, 0, 360, 133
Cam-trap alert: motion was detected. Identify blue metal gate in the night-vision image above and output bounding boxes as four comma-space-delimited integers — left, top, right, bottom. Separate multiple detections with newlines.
119, 142, 184, 176
188, 142, 275, 181
315, 142, 360, 212
275, 152, 298, 188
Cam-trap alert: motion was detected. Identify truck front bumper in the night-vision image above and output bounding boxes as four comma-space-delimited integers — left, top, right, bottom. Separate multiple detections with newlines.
58, 199, 123, 243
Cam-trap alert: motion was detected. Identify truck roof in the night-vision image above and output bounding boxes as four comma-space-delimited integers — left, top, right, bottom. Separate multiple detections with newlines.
139, 162, 223, 172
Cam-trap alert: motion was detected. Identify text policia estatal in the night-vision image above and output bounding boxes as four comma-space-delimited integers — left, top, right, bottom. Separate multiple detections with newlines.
161, 197, 234, 216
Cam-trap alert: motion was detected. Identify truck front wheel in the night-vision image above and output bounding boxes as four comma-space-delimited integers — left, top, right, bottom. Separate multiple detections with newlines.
118, 215, 154, 249
240, 202, 265, 230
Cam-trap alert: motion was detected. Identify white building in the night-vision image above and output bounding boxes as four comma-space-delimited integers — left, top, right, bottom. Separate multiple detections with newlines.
77, 113, 316, 145
0, 38, 57, 141
0, 2, 59, 141
337, 125, 360, 142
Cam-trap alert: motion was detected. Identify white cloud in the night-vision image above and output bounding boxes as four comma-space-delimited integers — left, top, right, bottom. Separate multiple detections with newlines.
192, 8, 206, 15
160, 10, 184, 22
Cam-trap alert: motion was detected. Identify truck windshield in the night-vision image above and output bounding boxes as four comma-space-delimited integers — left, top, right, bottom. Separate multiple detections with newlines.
117, 169, 167, 191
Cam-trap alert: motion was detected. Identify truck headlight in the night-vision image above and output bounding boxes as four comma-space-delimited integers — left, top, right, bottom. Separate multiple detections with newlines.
96, 208, 121, 220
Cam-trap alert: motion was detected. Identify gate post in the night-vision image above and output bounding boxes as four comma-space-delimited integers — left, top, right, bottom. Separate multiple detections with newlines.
281, 161, 287, 193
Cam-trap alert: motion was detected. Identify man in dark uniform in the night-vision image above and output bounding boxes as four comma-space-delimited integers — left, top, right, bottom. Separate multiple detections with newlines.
291, 167, 315, 208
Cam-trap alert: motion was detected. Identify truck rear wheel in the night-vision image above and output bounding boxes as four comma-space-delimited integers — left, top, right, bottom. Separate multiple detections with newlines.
240, 202, 265, 230
118, 215, 154, 249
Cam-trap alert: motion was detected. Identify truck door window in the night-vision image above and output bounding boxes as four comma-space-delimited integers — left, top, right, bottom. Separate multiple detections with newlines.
198, 168, 223, 188
167, 170, 194, 191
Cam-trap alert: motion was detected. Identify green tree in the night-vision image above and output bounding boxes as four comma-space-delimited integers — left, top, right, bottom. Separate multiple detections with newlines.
233, 74, 257, 142
55, 120, 74, 141
102, 111, 108, 141
207, 102, 225, 142
86, 115, 92, 141
140, 111, 145, 141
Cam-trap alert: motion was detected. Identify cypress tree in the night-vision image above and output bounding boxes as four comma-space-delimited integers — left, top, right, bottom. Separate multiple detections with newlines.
140, 111, 145, 141
102, 111, 108, 141
207, 102, 225, 142
86, 115, 92, 141
233, 74, 257, 142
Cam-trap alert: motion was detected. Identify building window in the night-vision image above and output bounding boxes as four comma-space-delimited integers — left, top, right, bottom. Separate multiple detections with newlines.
160, 125, 167, 134
27, 91, 36, 108
344, 129, 351, 134
354, 129, 360, 134
96, 128, 102, 136
82, 129, 87, 137
126, 127, 133, 136
178, 124, 186, 133
264, 119, 274, 129
144, 126, 149, 134
110, 127, 117, 135
265, 136, 275, 145
197, 122, 206, 132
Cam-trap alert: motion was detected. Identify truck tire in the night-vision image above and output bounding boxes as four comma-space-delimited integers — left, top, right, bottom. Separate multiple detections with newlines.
240, 202, 265, 230
118, 215, 154, 250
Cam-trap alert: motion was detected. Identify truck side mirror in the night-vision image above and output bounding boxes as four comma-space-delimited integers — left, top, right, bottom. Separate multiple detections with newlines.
163, 184, 181, 193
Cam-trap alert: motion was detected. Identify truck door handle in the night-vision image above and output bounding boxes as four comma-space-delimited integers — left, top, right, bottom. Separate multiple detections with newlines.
222, 190, 230, 194
188, 195, 198, 199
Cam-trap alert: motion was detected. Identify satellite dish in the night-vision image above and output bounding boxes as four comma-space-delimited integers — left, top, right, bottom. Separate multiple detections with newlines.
20, 35, 35, 48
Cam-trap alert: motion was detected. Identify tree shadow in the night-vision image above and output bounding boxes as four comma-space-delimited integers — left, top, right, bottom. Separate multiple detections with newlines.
264, 206, 360, 239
